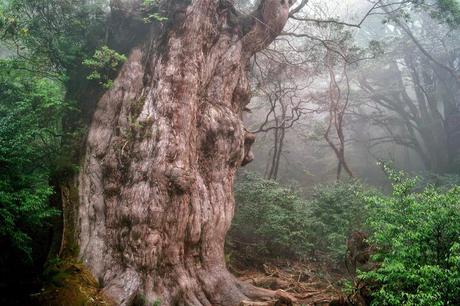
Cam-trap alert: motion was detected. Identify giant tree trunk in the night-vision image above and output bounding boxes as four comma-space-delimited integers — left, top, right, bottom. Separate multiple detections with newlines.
78, 0, 292, 305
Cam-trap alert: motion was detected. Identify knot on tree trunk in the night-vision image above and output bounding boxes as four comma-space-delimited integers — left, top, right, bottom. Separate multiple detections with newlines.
165, 166, 195, 193
242, 130, 256, 166
241, 0, 292, 56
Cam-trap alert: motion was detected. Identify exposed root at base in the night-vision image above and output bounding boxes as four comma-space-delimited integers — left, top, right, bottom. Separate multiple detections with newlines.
235, 262, 343, 306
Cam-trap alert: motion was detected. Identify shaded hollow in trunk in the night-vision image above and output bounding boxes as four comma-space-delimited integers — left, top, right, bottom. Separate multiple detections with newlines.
78, 0, 292, 305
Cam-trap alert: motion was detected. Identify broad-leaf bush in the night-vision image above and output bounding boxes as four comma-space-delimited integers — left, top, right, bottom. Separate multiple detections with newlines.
229, 172, 313, 261
229, 173, 369, 263
83, 46, 127, 89
309, 180, 370, 261
361, 166, 460, 305
0, 60, 65, 259
0, 0, 107, 75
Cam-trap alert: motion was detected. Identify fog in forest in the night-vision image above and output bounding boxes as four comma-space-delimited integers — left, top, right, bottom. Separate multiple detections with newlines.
0, 0, 459, 305
239, 0, 459, 188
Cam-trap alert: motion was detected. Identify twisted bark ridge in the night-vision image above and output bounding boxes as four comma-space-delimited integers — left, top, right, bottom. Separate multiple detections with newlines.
79, 0, 292, 305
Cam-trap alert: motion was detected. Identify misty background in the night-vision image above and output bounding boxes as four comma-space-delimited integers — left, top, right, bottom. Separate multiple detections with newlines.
239, 0, 460, 189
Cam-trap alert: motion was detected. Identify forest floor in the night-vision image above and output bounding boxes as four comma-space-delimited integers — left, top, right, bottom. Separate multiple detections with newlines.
232, 260, 347, 305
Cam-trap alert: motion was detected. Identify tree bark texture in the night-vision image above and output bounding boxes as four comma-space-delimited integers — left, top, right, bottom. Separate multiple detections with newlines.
78, 0, 291, 305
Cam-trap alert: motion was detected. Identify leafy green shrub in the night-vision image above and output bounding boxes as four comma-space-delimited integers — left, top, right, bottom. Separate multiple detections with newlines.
361, 166, 460, 305
83, 46, 127, 89
0, 60, 65, 259
230, 173, 371, 264
229, 172, 313, 261
419, 171, 460, 191
309, 180, 370, 261
0, 0, 107, 75
142, 0, 168, 23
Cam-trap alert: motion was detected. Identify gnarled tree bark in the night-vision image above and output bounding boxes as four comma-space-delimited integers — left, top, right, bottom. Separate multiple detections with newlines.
78, 0, 293, 305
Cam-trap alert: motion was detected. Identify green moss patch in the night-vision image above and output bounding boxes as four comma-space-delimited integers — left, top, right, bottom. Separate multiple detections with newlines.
34, 259, 115, 306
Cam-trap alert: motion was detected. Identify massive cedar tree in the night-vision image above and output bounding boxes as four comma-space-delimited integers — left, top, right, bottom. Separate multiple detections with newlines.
76, 0, 293, 304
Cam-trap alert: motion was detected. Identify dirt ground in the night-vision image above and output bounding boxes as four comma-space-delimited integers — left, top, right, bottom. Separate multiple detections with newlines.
233, 260, 348, 306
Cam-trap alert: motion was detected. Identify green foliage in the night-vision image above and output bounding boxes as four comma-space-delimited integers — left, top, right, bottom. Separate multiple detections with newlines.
144, 12, 168, 23
419, 171, 460, 191
0, 0, 107, 75
143, 0, 161, 7
232, 169, 460, 303
0, 59, 65, 258
83, 46, 127, 89
360, 166, 460, 305
42, 257, 72, 287
0, 1, 106, 300
142, 0, 167, 23
382, 0, 460, 28
230, 173, 369, 263
152, 299, 162, 306
432, 0, 460, 26
134, 295, 161, 306
308, 180, 370, 261
230, 172, 313, 260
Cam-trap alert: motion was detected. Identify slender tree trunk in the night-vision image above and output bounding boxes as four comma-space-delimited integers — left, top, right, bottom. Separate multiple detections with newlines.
272, 104, 287, 180
267, 124, 279, 180
336, 160, 342, 181
78, 0, 292, 305
273, 126, 285, 180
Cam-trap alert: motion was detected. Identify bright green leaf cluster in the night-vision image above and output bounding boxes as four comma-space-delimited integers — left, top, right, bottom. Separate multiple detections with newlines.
142, 0, 168, 23
361, 167, 460, 305
82, 46, 127, 89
